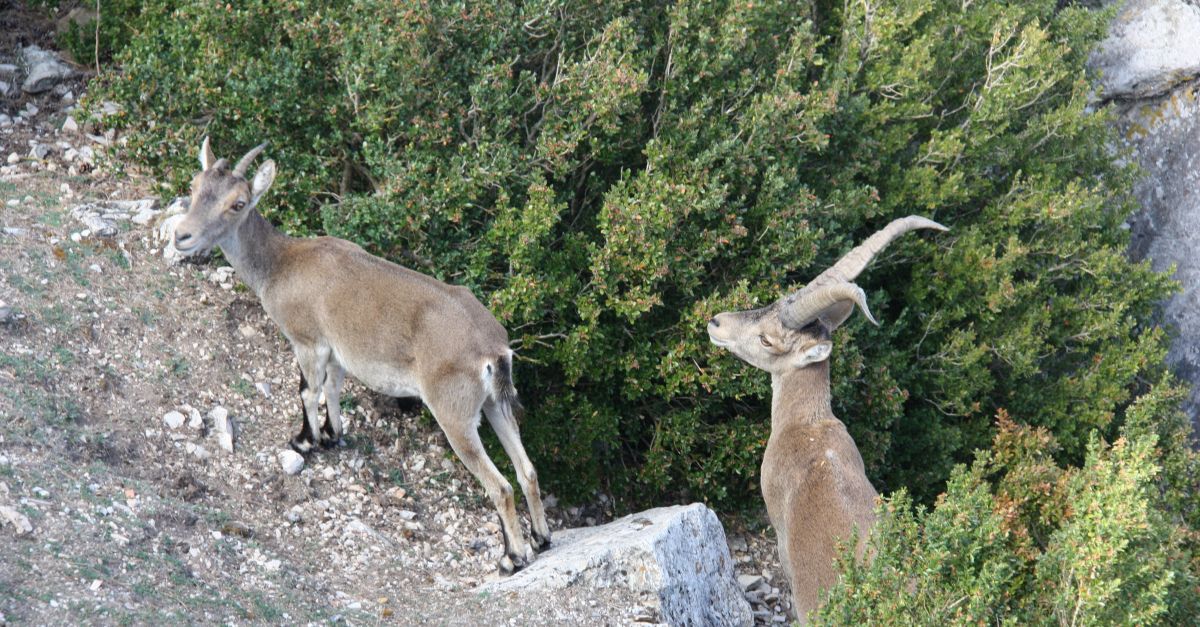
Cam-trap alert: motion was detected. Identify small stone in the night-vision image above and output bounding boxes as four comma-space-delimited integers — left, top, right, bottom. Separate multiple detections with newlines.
264, 559, 281, 571
62, 116, 78, 133
29, 144, 51, 160
385, 486, 407, 506
321, 466, 338, 481
737, 573, 765, 591
221, 521, 253, 539
217, 432, 234, 454
163, 411, 185, 429
185, 443, 210, 460
255, 381, 272, 398
0, 505, 32, 535
6, 153, 18, 165
238, 325, 258, 339
279, 450, 304, 475
398, 509, 418, 521
286, 506, 304, 523
186, 407, 203, 429
88, 263, 102, 274
89, 579, 101, 591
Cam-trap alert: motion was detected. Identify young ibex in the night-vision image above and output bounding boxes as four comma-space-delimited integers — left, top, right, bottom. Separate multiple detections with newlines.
707, 216, 946, 622
173, 138, 551, 573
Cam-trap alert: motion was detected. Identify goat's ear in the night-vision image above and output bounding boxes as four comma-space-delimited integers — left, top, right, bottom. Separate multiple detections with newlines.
792, 341, 832, 369
250, 159, 276, 205
199, 136, 215, 171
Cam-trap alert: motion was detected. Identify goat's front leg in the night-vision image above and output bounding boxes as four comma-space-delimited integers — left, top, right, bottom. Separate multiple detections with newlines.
289, 346, 329, 454
319, 362, 346, 448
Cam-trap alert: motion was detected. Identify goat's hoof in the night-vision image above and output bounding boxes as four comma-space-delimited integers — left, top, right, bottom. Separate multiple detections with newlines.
319, 435, 340, 450
532, 531, 551, 551
497, 552, 528, 576
289, 436, 314, 455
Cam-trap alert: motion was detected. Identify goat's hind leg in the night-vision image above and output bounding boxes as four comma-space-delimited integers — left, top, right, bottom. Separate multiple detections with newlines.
427, 388, 534, 574
484, 400, 551, 550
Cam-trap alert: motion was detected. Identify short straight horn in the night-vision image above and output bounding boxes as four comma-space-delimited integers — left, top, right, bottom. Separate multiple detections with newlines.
808, 215, 947, 288
233, 142, 269, 177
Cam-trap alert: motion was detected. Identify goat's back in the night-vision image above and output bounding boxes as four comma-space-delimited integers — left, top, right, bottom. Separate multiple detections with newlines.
261, 236, 510, 392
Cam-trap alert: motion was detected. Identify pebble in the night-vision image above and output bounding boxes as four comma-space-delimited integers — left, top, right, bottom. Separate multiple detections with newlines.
238, 325, 258, 339
186, 407, 203, 429
738, 573, 765, 591
279, 450, 304, 475
62, 116, 78, 133
88, 263, 102, 274
255, 381, 272, 398
384, 486, 407, 506
163, 411, 185, 429
286, 506, 304, 523
4, 153, 16, 165
185, 442, 210, 460
0, 505, 32, 535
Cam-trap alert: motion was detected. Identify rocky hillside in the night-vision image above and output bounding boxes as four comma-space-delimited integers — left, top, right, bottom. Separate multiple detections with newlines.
0, 41, 790, 626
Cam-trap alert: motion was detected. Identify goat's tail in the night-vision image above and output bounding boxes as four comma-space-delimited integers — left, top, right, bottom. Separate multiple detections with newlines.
487, 351, 524, 423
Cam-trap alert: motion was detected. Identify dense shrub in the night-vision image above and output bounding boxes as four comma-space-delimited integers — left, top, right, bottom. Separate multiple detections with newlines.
97, 0, 1182, 517
816, 386, 1200, 624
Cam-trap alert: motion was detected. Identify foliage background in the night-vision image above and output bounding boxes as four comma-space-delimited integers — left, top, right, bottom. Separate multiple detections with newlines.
74, 0, 1200, 618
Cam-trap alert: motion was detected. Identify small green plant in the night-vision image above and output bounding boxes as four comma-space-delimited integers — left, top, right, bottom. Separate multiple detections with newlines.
167, 355, 190, 379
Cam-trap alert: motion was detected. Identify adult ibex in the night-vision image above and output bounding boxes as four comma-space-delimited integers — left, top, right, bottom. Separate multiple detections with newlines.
707, 216, 946, 622
173, 138, 550, 573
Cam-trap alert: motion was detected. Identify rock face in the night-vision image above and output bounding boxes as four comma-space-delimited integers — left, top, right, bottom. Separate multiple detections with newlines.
1094, 1, 1200, 423
480, 503, 752, 627
1091, 0, 1200, 100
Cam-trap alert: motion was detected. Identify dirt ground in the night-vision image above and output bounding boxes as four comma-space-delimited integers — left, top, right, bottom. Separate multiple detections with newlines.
0, 15, 790, 627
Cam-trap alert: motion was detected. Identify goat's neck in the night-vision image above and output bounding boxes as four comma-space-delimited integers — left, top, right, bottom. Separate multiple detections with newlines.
770, 360, 834, 429
217, 210, 288, 296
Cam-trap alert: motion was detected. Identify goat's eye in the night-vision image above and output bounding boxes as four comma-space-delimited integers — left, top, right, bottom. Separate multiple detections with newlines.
759, 335, 772, 347
232, 200, 246, 211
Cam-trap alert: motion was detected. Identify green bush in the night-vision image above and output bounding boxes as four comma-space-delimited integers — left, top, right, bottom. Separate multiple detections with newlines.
97, 0, 1182, 517
815, 388, 1200, 624
52, 0, 144, 67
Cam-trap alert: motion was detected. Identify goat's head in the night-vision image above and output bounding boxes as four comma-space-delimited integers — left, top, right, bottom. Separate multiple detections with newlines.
173, 137, 275, 256
708, 216, 947, 375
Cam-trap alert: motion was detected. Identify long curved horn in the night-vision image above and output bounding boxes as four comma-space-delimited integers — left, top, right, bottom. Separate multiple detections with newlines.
779, 282, 877, 329
807, 215, 947, 288
233, 142, 269, 177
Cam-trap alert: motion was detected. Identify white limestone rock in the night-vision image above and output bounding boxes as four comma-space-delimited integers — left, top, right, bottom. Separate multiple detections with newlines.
279, 450, 305, 475
20, 45, 75, 94
480, 503, 752, 626
1091, 0, 1200, 100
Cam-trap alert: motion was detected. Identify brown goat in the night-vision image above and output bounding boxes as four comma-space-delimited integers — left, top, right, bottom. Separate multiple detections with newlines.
172, 138, 550, 573
707, 216, 946, 622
